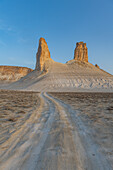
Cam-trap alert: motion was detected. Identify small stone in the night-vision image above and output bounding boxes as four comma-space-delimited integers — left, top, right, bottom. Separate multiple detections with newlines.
95, 64, 100, 68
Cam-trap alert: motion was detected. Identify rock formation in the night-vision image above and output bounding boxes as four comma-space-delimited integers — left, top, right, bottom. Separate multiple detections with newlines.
95, 64, 100, 68
74, 42, 88, 62
0, 66, 33, 82
35, 38, 51, 71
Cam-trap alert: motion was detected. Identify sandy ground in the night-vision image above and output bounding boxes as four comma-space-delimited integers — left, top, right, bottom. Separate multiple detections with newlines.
0, 90, 113, 170
50, 92, 113, 169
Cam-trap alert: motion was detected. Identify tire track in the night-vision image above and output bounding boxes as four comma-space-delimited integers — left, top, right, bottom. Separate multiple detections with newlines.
0, 93, 55, 170
47, 92, 112, 170
0, 92, 112, 170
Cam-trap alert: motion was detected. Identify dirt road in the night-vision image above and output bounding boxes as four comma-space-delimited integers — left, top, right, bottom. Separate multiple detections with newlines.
0, 92, 112, 170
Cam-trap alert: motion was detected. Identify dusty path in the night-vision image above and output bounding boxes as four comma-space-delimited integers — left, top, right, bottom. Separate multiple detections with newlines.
0, 92, 112, 170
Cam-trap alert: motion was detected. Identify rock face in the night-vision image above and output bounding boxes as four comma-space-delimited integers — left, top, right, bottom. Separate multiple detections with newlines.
35, 38, 51, 71
0, 66, 33, 82
74, 42, 88, 62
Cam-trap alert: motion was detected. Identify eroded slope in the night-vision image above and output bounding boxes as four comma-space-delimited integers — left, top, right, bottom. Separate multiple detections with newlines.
0, 66, 33, 83
6, 60, 113, 91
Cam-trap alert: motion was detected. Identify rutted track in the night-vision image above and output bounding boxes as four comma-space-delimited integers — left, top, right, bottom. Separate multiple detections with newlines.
0, 92, 112, 170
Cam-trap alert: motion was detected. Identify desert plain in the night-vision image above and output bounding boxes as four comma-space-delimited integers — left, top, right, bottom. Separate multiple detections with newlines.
0, 91, 113, 170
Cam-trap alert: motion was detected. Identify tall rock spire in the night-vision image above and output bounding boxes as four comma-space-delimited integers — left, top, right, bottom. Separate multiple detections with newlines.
35, 38, 51, 71
74, 42, 88, 62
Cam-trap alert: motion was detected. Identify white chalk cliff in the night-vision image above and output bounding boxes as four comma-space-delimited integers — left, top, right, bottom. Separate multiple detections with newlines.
3, 38, 113, 92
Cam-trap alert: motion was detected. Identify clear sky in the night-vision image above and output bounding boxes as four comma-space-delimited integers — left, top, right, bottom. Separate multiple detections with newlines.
0, 0, 113, 74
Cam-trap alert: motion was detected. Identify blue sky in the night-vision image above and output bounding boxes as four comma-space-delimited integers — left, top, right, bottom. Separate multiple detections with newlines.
0, 0, 113, 74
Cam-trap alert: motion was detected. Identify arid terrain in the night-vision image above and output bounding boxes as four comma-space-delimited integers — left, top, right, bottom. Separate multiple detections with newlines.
0, 38, 113, 169
0, 90, 113, 170
0, 66, 33, 83
50, 92, 113, 169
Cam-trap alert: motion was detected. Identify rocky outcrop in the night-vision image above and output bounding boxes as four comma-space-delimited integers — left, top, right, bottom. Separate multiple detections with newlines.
95, 64, 100, 68
0, 66, 33, 82
35, 38, 51, 71
74, 42, 88, 62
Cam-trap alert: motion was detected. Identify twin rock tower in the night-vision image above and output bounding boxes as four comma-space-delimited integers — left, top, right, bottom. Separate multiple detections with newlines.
9, 37, 113, 90
35, 38, 88, 71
